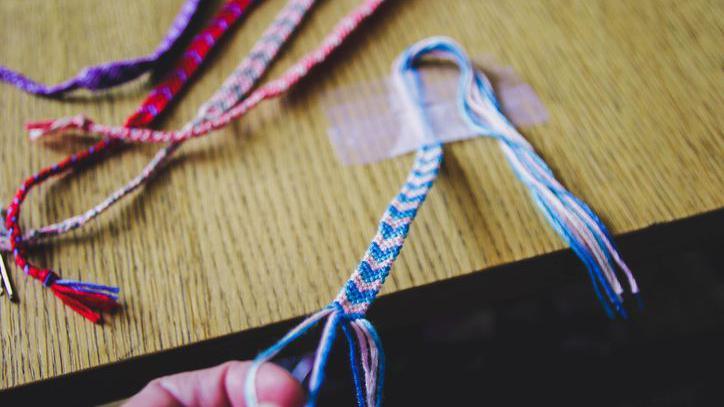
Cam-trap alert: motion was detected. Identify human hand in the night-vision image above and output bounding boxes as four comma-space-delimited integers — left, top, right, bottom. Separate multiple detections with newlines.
124, 361, 305, 407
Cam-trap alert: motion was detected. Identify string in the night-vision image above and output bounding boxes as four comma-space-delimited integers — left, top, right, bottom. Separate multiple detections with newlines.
0, 0, 261, 252
2, 0, 258, 322
25, 0, 387, 144
438, 36, 637, 314
342, 322, 367, 407
1, 0, 366, 253
244, 36, 639, 406
3, 0, 380, 251
0, 0, 203, 97
3, 0, 385, 323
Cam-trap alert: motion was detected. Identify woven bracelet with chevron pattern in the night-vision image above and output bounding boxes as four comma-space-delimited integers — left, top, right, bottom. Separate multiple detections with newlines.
244, 37, 641, 407
242, 39, 449, 407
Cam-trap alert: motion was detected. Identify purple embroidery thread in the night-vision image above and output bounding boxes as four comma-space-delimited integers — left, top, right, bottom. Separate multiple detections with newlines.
0, 0, 202, 97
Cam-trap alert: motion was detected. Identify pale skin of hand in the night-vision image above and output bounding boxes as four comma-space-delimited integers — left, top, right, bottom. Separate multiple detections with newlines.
124, 361, 305, 407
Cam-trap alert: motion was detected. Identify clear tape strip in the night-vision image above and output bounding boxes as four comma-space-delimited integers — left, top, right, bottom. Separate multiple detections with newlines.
322, 56, 548, 165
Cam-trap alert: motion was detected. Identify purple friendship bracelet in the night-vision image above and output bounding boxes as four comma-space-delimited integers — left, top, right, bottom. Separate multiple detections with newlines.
0, 0, 202, 97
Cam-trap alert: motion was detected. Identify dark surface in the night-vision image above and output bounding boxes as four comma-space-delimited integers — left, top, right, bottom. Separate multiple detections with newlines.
1, 209, 723, 406
323, 209, 724, 406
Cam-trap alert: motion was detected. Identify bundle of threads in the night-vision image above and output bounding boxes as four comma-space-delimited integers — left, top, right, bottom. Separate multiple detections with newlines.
2, 0, 387, 322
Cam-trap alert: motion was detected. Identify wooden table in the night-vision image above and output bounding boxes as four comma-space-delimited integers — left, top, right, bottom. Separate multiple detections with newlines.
1, 0, 722, 397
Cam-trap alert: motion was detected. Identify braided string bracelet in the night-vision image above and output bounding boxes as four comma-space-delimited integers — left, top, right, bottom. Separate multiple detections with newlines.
26, 0, 387, 144
1, 0, 258, 322
0, 0, 312, 252
10, 0, 381, 248
243, 41, 445, 407
431, 36, 639, 317
0, 0, 259, 255
3, 0, 383, 322
246, 142, 442, 407
5, 0, 358, 251
0, 0, 203, 97
243, 37, 640, 406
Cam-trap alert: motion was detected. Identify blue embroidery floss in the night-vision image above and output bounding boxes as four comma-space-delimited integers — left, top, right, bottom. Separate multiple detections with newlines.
425, 36, 639, 316
245, 37, 639, 406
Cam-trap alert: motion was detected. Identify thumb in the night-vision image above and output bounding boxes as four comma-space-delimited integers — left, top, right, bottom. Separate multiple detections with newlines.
124, 361, 305, 407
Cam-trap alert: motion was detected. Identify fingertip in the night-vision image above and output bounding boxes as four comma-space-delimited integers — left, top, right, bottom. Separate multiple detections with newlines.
123, 380, 182, 407
225, 361, 305, 407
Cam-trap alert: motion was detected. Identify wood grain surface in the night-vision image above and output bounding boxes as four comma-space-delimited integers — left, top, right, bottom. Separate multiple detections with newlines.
0, 0, 722, 389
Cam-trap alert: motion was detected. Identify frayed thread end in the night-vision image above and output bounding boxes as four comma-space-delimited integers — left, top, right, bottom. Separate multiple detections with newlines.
25, 115, 93, 141
245, 303, 385, 407
50, 279, 120, 323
